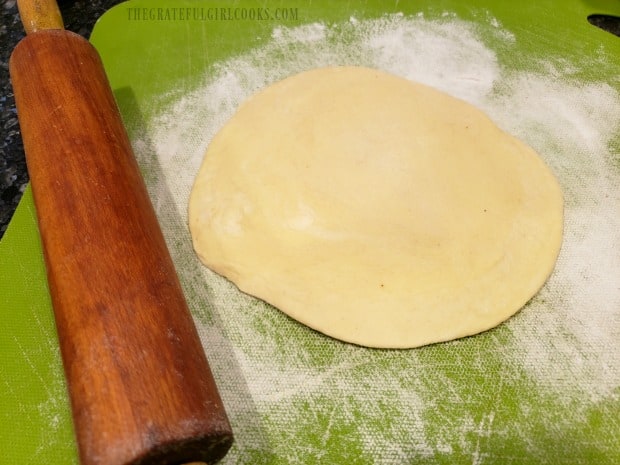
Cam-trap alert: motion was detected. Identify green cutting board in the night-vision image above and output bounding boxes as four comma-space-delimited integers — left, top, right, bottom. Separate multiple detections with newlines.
1, 0, 619, 463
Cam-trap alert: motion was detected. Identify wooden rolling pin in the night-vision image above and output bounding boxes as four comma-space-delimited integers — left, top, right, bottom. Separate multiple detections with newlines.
9, 1, 233, 464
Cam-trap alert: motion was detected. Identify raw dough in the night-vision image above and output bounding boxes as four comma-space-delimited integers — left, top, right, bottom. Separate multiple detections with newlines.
188, 66, 563, 348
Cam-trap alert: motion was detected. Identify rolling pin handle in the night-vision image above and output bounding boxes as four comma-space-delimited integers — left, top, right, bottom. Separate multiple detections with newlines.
17, 0, 64, 34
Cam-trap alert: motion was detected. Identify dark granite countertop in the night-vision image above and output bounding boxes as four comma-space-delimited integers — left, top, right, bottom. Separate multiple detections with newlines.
0, 0, 124, 238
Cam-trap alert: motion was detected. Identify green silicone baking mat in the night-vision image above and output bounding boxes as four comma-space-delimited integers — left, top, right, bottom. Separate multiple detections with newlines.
1, 0, 619, 463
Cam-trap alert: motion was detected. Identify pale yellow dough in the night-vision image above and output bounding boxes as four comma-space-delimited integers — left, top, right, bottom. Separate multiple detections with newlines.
188, 66, 563, 348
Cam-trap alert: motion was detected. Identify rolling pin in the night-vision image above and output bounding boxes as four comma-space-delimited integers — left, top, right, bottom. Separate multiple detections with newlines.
9, 1, 233, 464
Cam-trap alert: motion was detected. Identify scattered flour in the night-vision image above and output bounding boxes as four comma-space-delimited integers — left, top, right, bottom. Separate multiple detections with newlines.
132, 12, 620, 463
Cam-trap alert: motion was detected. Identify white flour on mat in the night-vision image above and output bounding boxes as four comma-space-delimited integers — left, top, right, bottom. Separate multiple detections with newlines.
131, 12, 620, 462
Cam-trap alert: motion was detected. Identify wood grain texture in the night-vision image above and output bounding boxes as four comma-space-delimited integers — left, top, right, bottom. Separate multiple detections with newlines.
9, 30, 233, 465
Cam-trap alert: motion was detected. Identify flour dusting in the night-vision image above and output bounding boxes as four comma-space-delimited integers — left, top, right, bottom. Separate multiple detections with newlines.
132, 12, 620, 463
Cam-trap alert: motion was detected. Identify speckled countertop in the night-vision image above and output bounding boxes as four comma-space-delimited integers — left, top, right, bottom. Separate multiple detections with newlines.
0, 0, 123, 238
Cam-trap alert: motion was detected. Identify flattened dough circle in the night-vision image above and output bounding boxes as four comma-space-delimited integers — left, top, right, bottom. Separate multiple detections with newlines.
189, 66, 563, 348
